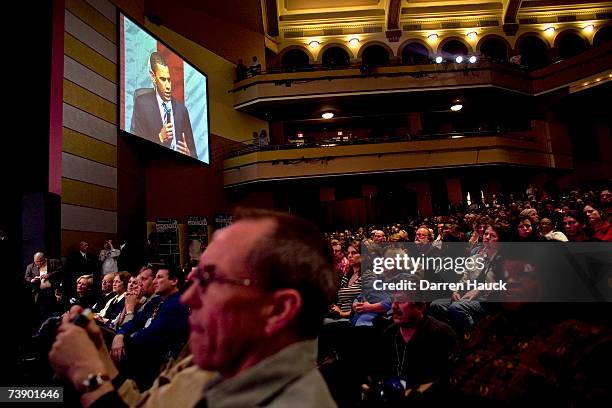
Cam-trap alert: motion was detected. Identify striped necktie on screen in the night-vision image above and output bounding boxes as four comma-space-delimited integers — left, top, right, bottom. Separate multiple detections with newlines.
162, 102, 171, 124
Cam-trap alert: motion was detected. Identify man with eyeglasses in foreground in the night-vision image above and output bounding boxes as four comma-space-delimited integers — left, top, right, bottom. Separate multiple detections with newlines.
49, 209, 339, 407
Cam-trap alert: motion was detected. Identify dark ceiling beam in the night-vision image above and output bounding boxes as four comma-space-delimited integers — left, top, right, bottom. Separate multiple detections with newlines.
386, 0, 402, 42
502, 0, 522, 36
264, 0, 279, 37
387, 0, 401, 30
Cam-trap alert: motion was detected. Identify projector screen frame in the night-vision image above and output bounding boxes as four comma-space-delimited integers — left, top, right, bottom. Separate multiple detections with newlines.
116, 9, 211, 166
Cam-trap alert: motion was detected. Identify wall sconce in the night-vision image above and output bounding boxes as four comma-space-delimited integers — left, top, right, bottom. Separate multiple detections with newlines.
466, 32, 477, 41
435, 56, 443, 63
427, 33, 438, 42
322, 112, 334, 119
450, 104, 463, 111
349, 38, 360, 47
455, 55, 463, 63
583, 24, 594, 34
309, 40, 320, 49
544, 26, 555, 36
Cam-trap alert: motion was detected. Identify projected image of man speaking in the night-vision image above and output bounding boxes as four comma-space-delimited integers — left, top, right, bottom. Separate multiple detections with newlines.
130, 52, 197, 157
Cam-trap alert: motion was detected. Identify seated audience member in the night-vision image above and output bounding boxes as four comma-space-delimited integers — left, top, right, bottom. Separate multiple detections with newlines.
70, 275, 96, 309
329, 241, 362, 320
519, 208, 540, 226
513, 215, 542, 242
372, 230, 386, 243
248, 55, 261, 76
235, 58, 248, 81
111, 275, 146, 330
563, 210, 589, 242
96, 272, 130, 326
437, 303, 612, 407
368, 293, 456, 393
111, 265, 189, 389
331, 239, 349, 279
350, 247, 401, 327
93, 273, 116, 313
430, 223, 508, 334
538, 217, 568, 242
132, 265, 158, 310
583, 204, 612, 242
65, 241, 97, 299
49, 210, 338, 407
599, 189, 612, 223
99, 239, 120, 276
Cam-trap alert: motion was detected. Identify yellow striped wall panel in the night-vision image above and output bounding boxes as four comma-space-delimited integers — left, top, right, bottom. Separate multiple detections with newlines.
62, 0, 118, 256
64, 32, 116, 82
62, 178, 117, 211
62, 127, 117, 167
63, 79, 116, 124
66, 0, 116, 43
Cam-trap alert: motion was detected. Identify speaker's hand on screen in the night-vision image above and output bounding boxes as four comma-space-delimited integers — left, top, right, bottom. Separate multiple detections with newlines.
176, 132, 191, 156
158, 123, 174, 144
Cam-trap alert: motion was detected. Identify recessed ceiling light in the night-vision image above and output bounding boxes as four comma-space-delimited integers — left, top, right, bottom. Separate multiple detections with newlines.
450, 104, 463, 111
322, 112, 334, 119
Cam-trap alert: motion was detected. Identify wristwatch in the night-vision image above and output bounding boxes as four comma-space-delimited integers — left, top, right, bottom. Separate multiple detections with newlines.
81, 373, 111, 393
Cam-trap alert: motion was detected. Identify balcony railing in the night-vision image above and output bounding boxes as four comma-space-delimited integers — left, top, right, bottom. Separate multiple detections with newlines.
223, 129, 536, 159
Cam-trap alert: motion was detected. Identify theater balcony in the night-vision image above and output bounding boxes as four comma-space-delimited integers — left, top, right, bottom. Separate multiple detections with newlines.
222, 124, 573, 187
232, 42, 612, 115
224, 43, 612, 187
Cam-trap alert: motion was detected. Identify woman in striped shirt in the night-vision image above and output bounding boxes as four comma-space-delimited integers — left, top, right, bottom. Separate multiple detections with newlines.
330, 241, 362, 319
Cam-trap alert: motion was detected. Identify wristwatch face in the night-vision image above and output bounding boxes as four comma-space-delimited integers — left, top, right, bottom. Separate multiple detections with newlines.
82, 373, 110, 392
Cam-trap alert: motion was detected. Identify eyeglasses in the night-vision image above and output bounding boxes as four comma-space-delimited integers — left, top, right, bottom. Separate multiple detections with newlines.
193, 267, 260, 290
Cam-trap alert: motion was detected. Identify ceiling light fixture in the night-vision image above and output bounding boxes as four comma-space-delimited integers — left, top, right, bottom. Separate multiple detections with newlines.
455, 55, 463, 63
309, 40, 320, 49
450, 104, 463, 111
466, 32, 477, 41
544, 26, 555, 36
322, 112, 334, 119
349, 38, 359, 47
427, 33, 438, 42
583, 24, 594, 34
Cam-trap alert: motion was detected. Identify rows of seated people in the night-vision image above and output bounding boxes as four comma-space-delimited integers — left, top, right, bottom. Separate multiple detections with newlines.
318, 186, 611, 405
20, 184, 611, 406
22, 261, 192, 394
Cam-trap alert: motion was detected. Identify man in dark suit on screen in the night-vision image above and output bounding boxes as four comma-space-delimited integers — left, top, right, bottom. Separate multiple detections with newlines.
130, 51, 197, 158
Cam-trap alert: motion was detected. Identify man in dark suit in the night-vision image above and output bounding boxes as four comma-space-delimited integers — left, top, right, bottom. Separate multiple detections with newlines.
111, 264, 189, 390
64, 241, 98, 300
130, 51, 197, 158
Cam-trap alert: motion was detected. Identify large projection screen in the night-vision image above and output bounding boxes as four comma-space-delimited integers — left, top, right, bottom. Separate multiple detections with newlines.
119, 13, 210, 164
